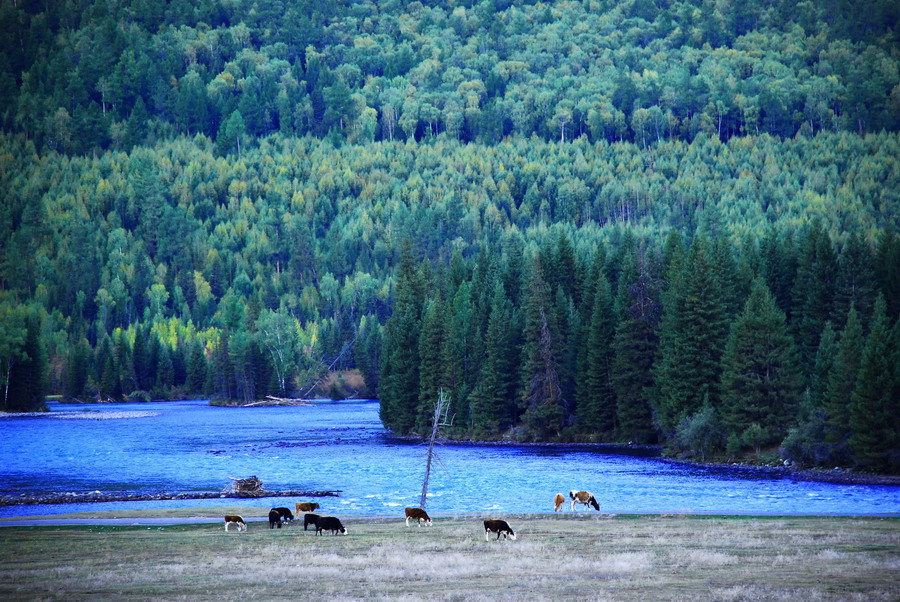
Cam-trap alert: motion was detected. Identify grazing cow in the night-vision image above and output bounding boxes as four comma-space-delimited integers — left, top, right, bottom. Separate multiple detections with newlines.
303, 513, 320, 531
569, 490, 600, 511
315, 516, 347, 536
483, 519, 516, 541
296, 502, 320, 514
273, 507, 294, 522
268, 508, 283, 529
404, 507, 432, 527
554, 492, 565, 512
224, 515, 246, 532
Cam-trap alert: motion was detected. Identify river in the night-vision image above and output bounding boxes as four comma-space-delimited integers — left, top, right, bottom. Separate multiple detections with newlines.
1, 399, 898, 518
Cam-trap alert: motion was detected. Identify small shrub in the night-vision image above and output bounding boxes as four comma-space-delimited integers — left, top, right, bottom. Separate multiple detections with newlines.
672, 403, 725, 462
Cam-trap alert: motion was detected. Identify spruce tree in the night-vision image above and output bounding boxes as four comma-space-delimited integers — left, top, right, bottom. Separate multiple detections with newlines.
612, 250, 661, 443
832, 232, 876, 324
849, 296, 898, 472
822, 305, 864, 460
443, 281, 477, 428
379, 242, 423, 434
792, 223, 836, 369
810, 322, 837, 408
187, 339, 207, 394
5, 311, 47, 411
720, 278, 802, 447
653, 235, 729, 432
577, 271, 616, 435
63, 334, 91, 401
416, 296, 447, 433
469, 281, 516, 436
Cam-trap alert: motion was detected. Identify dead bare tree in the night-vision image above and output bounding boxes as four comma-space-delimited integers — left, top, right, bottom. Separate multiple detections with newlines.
420, 389, 452, 509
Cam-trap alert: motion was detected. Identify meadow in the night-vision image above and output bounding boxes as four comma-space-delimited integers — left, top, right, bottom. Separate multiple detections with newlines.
1, 510, 897, 600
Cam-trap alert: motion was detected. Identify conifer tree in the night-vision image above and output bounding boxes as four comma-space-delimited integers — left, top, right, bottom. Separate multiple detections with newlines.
379, 242, 423, 433
720, 278, 802, 447
416, 296, 447, 433
849, 296, 898, 472
822, 305, 864, 459
5, 311, 47, 411
186, 339, 207, 394
63, 334, 91, 400
577, 271, 616, 435
810, 321, 837, 408
612, 250, 661, 443
519, 256, 566, 438
653, 235, 728, 432
832, 232, 876, 323
469, 281, 516, 436
792, 223, 836, 369
443, 281, 477, 428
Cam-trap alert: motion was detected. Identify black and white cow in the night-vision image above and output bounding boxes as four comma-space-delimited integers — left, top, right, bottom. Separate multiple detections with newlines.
569, 490, 600, 511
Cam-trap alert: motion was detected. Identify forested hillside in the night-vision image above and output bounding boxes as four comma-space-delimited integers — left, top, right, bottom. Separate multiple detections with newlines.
1, 0, 898, 472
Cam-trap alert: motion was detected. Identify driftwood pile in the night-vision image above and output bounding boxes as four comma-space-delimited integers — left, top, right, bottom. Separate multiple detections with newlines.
226, 475, 264, 495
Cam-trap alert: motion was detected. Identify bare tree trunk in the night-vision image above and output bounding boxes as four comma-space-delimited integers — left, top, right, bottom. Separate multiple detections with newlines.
420, 389, 451, 509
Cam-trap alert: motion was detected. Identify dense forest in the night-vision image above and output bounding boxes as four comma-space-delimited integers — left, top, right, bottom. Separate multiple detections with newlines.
1, 1, 898, 472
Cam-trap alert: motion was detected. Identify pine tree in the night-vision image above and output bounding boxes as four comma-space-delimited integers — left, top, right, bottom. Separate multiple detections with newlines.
720, 278, 802, 447
187, 339, 207, 394
612, 250, 661, 443
822, 305, 864, 460
519, 256, 566, 438
416, 296, 447, 434
849, 296, 898, 472
131, 325, 150, 391
443, 281, 477, 428
653, 235, 729, 432
875, 231, 900, 321
810, 321, 837, 408
379, 242, 423, 434
577, 271, 616, 435
832, 232, 876, 324
469, 280, 515, 436
792, 223, 836, 369
5, 311, 47, 411
63, 334, 91, 401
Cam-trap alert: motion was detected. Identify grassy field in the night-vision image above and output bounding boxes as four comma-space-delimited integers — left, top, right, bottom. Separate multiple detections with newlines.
1, 511, 898, 600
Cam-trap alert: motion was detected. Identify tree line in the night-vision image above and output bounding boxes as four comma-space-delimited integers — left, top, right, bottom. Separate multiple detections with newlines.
2, 0, 898, 155
379, 224, 900, 473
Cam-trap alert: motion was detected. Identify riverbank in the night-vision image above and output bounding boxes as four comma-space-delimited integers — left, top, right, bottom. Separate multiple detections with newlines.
389, 435, 900, 487
0, 489, 341, 507
1, 514, 896, 600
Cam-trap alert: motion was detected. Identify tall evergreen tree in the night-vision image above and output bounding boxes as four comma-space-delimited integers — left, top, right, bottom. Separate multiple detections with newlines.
5, 310, 47, 411
792, 223, 837, 369
720, 278, 802, 447
849, 296, 898, 472
469, 280, 516, 436
832, 232, 876, 324
379, 242, 423, 433
577, 271, 616, 435
612, 250, 661, 443
822, 304, 864, 461
653, 235, 729, 432
416, 295, 447, 433
186, 339, 207, 394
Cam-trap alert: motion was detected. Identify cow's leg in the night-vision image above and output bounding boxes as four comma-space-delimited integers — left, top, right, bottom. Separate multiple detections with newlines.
485, 529, 489, 541
405, 516, 410, 527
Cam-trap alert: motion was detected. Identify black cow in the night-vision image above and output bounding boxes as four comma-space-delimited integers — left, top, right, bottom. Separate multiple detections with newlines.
303, 513, 321, 531
483, 519, 516, 541
272, 507, 294, 522
268, 508, 283, 529
315, 516, 347, 536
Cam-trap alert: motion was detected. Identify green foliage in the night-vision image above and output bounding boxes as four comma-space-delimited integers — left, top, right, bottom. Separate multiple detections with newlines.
671, 401, 725, 462
720, 278, 803, 446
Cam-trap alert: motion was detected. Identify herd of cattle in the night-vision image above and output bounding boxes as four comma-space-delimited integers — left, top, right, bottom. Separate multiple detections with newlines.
222, 490, 599, 540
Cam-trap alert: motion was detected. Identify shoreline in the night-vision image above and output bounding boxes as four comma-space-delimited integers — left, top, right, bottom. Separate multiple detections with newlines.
0, 489, 341, 507
388, 435, 900, 487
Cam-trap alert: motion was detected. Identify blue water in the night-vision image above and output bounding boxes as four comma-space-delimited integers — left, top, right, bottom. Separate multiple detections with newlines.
1, 399, 898, 517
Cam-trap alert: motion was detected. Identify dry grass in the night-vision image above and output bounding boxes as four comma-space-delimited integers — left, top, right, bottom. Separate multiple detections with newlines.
0, 514, 897, 600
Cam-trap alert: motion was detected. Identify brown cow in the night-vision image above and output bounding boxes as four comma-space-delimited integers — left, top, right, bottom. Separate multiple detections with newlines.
569, 490, 600, 511
554, 492, 565, 512
404, 507, 432, 527
224, 515, 246, 532
483, 519, 516, 541
296, 502, 320, 514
